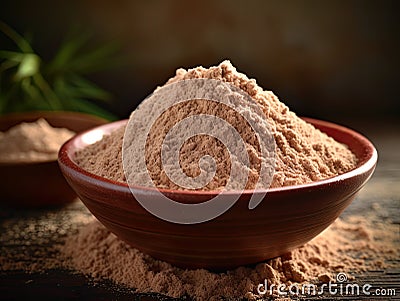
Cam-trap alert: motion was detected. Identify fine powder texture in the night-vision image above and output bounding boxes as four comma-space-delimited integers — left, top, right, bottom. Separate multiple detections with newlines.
74, 61, 357, 188
123, 83, 275, 190
60, 215, 398, 300
0, 118, 75, 163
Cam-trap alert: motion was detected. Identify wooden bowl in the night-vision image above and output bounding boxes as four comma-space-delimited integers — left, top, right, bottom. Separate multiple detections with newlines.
58, 117, 377, 270
0, 111, 108, 208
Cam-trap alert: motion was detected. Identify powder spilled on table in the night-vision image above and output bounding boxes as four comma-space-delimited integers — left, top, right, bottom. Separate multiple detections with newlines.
1, 202, 398, 300
59, 214, 399, 300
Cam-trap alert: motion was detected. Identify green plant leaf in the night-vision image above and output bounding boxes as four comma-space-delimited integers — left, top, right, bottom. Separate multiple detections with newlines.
32, 73, 63, 110
0, 50, 25, 61
60, 43, 119, 74
0, 59, 19, 73
0, 22, 118, 119
15, 53, 40, 80
46, 32, 91, 73
66, 74, 112, 101
0, 21, 33, 53
20, 77, 42, 104
65, 97, 116, 120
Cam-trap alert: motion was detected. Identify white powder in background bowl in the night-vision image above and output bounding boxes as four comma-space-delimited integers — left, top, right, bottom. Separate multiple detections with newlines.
0, 118, 75, 163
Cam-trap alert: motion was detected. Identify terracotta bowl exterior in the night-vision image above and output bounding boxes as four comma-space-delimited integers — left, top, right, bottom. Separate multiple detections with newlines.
58, 117, 377, 270
0, 111, 108, 208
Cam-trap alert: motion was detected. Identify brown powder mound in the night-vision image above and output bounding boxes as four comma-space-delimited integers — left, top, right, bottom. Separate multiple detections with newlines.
76, 126, 126, 182
143, 99, 264, 190
166, 61, 357, 187
75, 60, 356, 188
60, 216, 398, 300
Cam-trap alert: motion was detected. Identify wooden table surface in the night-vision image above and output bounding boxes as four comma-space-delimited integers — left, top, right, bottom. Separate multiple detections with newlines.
1, 121, 399, 300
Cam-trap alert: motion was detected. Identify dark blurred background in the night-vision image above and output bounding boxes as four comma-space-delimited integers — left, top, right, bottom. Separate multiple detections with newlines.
1, 0, 399, 122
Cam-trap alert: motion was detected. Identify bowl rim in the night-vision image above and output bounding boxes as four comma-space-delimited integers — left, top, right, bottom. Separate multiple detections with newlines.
58, 117, 378, 196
